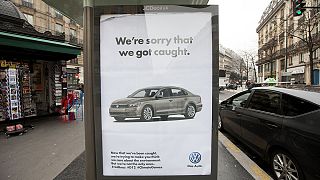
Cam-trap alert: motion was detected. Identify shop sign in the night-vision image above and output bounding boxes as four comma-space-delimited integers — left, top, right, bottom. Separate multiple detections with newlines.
93, 5, 218, 179
282, 71, 292, 76
287, 66, 304, 74
0, 60, 19, 68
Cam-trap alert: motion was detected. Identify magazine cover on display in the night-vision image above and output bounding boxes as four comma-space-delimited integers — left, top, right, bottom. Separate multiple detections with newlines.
100, 9, 213, 176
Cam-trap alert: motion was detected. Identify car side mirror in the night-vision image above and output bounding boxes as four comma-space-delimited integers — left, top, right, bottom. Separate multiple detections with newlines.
240, 100, 247, 107
220, 100, 228, 106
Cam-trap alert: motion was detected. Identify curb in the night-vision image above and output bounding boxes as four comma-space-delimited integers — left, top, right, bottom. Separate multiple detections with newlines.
218, 132, 273, 180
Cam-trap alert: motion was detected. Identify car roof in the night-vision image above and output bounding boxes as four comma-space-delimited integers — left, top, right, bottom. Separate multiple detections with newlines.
143, 86, 183, 89
252, 87, 320, 105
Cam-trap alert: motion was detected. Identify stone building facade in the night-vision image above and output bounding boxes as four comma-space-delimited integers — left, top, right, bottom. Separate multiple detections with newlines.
256, 0, 320, 85
11, 0, 84, 84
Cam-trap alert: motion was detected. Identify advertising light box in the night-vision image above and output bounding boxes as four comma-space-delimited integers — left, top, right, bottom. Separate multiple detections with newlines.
94, 5, 218, 179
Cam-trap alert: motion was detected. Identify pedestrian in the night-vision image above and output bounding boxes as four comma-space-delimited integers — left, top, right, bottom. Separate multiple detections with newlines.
60, 91, 75, 115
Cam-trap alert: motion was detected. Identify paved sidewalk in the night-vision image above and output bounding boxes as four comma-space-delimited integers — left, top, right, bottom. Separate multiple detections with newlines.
0, 116, 85, 180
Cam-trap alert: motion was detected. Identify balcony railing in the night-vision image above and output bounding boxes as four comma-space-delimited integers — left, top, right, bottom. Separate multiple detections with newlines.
55, 31, 64, 36
257, 49, 285, 65
69, 35, 78, 44
33, 25, 83, 47
21, 1, 33, 8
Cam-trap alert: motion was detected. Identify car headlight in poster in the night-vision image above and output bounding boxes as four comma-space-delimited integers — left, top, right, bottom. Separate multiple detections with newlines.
100, 7, 213, 176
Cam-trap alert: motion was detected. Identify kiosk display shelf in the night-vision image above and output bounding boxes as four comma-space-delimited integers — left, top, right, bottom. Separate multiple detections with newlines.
7, 68, 21, 120
0, 69, 9, 121
19, 64, 37, 117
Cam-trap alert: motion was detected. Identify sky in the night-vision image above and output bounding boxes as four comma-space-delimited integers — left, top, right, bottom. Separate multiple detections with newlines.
208, 0, 272, 53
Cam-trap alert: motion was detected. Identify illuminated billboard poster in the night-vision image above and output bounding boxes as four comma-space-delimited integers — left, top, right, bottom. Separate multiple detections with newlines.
99, 5, 216, 177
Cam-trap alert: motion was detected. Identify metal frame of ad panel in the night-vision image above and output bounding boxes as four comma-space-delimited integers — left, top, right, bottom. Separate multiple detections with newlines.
93, 5, 219, 180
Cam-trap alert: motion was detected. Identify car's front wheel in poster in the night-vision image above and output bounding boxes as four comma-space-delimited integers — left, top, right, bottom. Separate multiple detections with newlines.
184, 104, 196, 119
141, 105, 153, 121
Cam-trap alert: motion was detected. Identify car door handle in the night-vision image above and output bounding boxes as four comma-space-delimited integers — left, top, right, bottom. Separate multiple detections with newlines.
169, 99, 173, 102
261, 120, 279, 129
236, 113, 242, 117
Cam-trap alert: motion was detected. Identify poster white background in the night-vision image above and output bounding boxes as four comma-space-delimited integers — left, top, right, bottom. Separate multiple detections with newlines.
100, 12, 212, 176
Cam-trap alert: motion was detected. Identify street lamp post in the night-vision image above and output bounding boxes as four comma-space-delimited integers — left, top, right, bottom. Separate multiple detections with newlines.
246, 58, 249, 81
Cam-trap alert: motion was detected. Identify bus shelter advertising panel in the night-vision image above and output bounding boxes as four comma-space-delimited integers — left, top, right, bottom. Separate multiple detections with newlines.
95, 5, 218, 178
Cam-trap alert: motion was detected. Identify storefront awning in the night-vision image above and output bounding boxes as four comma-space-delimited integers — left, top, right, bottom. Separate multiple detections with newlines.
0, 31, 81, 60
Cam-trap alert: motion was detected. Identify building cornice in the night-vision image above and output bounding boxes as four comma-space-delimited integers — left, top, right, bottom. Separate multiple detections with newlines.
256, 0, 286, 33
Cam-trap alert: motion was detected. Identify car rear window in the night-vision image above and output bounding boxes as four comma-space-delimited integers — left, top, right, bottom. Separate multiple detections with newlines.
282, 94, 320, 116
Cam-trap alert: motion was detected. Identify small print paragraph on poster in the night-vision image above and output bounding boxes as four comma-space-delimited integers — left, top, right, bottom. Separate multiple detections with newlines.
110, 151, 163, 170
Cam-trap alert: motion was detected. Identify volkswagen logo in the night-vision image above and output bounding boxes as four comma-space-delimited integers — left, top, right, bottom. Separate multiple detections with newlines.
189, 152, 201, 164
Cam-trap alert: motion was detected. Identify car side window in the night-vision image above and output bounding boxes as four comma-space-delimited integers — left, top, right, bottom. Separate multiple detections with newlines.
248, 90, 281, 115
159, 89, 171, 97
282, 94, 320, 116
147, 89, 158, 97
230, 91, 251, 108
171, 88, 185, 96
134, 91, 146, 97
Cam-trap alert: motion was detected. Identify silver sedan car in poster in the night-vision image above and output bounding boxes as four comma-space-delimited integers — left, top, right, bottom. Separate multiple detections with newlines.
109, 86, 202, 121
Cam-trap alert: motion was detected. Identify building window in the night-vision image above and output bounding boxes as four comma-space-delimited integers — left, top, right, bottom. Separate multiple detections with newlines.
264, 64, 267, 72
289, 56, 293, 65
70, 29, 76, 37
299, 53, 304, 63
21, 0, 33, 8
281, 60, 285, 70
69, 29, 77, 44
23, 13, 33, 25
280, 9, 284, 19
55, 23, 64, 35
313, 49, 318, 59
265, 63, 270, 72
55, 11, 63, 20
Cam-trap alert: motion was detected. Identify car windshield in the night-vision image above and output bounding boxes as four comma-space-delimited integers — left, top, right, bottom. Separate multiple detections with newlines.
128, 88, 160, 98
